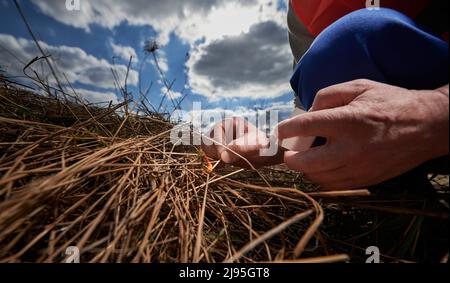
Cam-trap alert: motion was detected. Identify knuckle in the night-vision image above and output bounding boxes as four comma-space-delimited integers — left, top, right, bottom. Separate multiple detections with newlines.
315, 89, 329, 100
350, 79, 377, 92
338, 105, 359, 123
298, 114, 315, 127
313, 93, 327, 108
351, 78, 372, 86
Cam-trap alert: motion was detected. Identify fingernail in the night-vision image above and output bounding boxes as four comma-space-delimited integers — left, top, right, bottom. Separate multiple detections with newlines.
221, 151, 235, 164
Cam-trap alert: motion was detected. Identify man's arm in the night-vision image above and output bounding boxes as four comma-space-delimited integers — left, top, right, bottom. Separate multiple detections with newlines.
277, 80, 449, 190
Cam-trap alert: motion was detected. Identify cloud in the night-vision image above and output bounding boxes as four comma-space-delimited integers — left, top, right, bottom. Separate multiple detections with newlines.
163, 89, 183, 100
29, 0, 293, 101
109, 40, 138, 62
150, 50, 169, 73
72, 88, 119, 104
0, 33, 138, 90
30, 0, 284, 45
179, 100, 294, 131
187, 21, 292, 101
158, 87, 183, 102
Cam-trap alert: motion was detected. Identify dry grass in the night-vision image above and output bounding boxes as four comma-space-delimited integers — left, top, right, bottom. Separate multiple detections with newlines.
3, 75, 450, 264
0, 79, 449, 263
0, 82, 361, 263
1, 73, 449, 263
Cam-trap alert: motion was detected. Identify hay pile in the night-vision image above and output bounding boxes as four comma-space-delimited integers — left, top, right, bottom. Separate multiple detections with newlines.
0, 83, 357, 263
1, 81, 447, 263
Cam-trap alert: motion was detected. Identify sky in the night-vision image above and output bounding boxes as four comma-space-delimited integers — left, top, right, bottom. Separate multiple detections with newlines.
0, 0, 295, 125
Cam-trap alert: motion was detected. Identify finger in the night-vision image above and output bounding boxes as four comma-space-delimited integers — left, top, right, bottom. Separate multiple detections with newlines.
222, 117, 250, 142
212, 126, 228, 157
203, 117, 251, 159
310, 79, 378, 111
323, 173, 383, 190
201, 143, 220, 160
221, 118, 237, 143
232, 150, 286, 169
276, 108, 346, 140
307, 165, 375, 190
320, 180, 363, 190
305, 167, 353, 189
283, 145, 345, 174
202, 125, 226, 159
221, 133, 270, 164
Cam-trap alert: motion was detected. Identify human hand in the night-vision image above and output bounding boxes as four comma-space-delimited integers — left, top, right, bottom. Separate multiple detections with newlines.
277, 80, 449, 189
202, 117, 285, 168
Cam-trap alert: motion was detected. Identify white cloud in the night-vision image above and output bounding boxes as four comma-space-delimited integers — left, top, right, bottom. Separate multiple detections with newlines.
150, 50, 169, 73
163, 89, 183, 100
179, 101, 294, 131
0, 33, 138, 90
109, 40, 138, 62
29, 0, 293, 101
158, 86, 183, 103
30, 0, 271, 45
72, 88, 119, 104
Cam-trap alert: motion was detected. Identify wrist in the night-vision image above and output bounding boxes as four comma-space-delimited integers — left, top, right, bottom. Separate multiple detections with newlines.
436, 84, 449, 97
418, 89, 449, 160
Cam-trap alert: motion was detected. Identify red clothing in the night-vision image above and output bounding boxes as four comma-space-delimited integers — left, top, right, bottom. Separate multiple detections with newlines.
291, 0, 431, 36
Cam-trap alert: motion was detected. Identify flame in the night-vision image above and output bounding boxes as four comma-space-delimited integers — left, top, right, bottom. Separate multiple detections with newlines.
203, 154, 213, 173
198, 149, 213, 173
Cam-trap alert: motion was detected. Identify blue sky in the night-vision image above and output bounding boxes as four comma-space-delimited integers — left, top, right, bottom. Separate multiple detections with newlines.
0, 0, 295, 123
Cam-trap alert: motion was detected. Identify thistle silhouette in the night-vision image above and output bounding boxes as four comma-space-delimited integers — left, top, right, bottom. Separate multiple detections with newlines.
144, 39, 159, 54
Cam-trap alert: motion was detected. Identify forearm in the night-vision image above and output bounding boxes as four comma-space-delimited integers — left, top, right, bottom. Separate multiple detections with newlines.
419, 85, 449, 159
